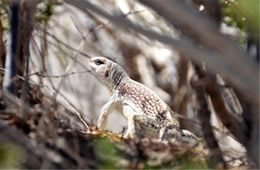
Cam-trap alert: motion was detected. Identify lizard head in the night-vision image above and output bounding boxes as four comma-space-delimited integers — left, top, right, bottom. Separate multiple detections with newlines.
89, 57, 112, 77
89, 56, 128, 91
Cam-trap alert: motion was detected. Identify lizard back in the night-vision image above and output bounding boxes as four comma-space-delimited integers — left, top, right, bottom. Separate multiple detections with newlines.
117, 79, 180, 128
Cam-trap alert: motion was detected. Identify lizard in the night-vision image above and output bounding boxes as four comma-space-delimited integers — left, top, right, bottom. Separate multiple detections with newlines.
89, 56, 198, 147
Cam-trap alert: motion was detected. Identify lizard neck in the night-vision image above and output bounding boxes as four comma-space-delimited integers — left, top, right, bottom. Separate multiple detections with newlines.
109, 64, 129, 92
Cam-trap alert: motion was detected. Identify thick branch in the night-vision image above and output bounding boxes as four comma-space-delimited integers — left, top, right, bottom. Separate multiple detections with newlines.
3, 0, 20, 94
191, 65, 226, 168
205, 76, 248, 145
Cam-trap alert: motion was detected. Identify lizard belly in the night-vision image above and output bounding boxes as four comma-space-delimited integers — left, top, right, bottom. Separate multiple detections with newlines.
122, 100, 143, 119
121, 100, 161, 138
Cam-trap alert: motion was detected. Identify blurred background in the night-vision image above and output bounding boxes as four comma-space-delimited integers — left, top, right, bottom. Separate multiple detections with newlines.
0, 0, 259, 169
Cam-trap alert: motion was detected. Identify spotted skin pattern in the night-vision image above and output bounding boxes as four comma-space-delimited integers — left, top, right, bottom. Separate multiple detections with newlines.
89, 56, 198, 147
117, 80, 179, 137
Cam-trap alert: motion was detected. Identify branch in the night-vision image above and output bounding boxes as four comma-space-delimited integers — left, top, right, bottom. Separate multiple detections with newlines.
0, 11, 6, 69
3, 0, 20, 94
28, 70, 91, 79
20, 0, 38, 103
191, 65, 226, 168
206, 76, 248, 145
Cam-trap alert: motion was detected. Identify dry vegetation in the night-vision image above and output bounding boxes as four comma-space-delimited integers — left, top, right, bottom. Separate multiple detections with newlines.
0, 0, 259, 169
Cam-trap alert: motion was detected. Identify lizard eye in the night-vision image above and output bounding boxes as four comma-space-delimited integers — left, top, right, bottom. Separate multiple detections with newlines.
94, 59, 105, 65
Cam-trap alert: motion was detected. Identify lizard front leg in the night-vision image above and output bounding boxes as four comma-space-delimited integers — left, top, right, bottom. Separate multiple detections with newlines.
125, 116, 135, 138
97, 97, 119, 130
122, 105, 136, 138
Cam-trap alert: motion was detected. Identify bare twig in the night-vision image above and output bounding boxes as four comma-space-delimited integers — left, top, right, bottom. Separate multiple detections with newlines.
54, 88, 90, 131
28, 70, 91, 78
0, 68, 90, 131
29, 37, 91, 131
20, 0, 38, 104
34, 29, 91, 58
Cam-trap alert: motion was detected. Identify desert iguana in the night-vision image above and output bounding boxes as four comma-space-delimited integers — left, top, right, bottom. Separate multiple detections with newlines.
89, 56, 198, 147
